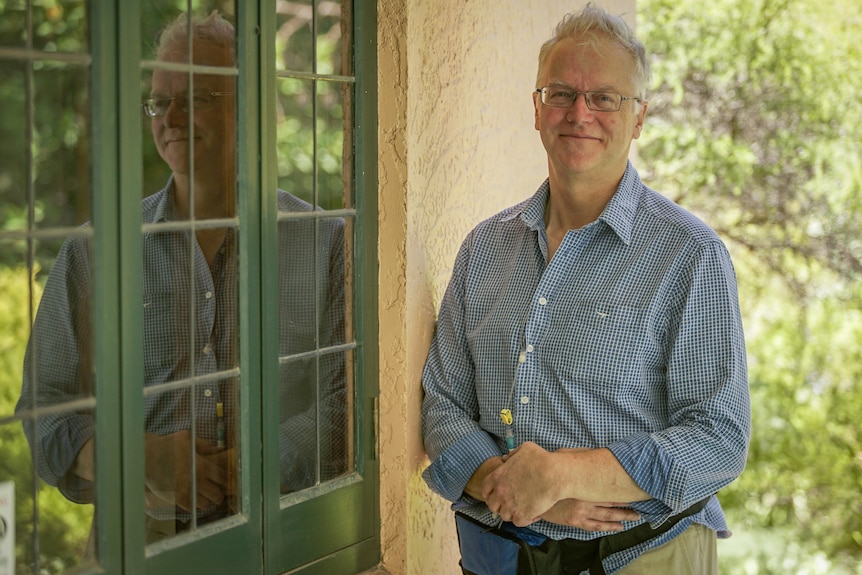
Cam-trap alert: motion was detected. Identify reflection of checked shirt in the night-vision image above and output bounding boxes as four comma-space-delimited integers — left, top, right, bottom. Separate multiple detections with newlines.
18, 177, 346, 522
422, 163, 751, 574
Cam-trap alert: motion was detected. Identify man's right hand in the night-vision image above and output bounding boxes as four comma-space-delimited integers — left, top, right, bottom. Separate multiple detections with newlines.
539, 499, 640, 532
144, 430, 228, 511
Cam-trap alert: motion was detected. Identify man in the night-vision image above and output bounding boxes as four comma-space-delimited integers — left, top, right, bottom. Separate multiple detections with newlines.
17, 11, 346, 542
421, 4, 750, 574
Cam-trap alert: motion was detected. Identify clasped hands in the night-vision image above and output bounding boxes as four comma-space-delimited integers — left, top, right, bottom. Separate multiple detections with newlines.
475, 442, 640, 531
144, 430, 237, 512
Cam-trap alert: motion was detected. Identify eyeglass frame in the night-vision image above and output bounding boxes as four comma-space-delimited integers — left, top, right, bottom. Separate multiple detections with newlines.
141, 91, 235, 118
535, 86, 641, 112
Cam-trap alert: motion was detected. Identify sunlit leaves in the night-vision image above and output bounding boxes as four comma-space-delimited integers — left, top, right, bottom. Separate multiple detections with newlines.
640, 0, 862, 572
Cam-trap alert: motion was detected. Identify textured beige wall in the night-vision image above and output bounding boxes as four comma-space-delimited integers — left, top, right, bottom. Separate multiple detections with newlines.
376, 2, 636, 574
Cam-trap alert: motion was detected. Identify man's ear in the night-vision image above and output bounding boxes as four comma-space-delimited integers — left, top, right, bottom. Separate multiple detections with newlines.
533, 91, 541, 131
632, 101, 648, 139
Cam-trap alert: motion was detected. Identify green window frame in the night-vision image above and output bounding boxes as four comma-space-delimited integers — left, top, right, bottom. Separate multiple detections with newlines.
0, 1, 378, 574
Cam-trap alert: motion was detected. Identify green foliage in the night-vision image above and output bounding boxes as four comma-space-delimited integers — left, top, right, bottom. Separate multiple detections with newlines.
0, 0, 89, 277
275, 7, 351, 211
0, 266, 93, 574
640, 0, 862, 572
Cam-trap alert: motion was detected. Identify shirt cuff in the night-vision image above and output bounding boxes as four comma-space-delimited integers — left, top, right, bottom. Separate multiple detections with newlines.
608, 432, 688, 514
422, 430, 503, 502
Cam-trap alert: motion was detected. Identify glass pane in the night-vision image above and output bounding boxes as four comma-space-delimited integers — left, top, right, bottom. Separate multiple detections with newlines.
317, 80, 351, 210
276, 77, 314, 206
0, 0, 26, 49
316, 0, 351, 77
276, 210, 352, 492
0, 0, 88, 52
4, 238, 98, 574
32, 0, 89, 53
276, 78, 354, 211
0, 62, 28, 235
0, 1, 95, 568
5, 232, 97, 574
34, 63, 91, 231
276, 0, 313, 74
139, 6, 240, 545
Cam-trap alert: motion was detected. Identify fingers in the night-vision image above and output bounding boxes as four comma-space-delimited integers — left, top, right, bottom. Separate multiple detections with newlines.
171, 439, 230, 510
538, 499, 641, 532
195, 436, 223, 456
196, 451, 229, 488
175, 478, 225, 511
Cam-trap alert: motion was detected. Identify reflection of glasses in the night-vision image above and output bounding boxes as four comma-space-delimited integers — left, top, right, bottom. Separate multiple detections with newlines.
535, 86, 639, 112
141, 92, 235, 118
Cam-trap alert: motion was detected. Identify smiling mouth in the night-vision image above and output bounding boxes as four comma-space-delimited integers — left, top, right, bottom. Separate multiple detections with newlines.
165, 136, 202, 145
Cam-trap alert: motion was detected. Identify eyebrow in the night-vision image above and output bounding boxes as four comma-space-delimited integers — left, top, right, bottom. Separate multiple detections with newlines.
546, 81, 621, 92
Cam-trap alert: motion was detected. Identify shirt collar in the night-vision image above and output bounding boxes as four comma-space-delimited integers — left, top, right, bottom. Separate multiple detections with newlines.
510, 161, 643, 245
152, 176, 176, 223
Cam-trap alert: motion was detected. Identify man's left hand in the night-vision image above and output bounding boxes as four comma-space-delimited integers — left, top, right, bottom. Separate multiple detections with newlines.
481, 441, 562, 526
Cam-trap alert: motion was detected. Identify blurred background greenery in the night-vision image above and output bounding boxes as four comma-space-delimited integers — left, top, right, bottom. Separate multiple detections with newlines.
639, 0, 862, 573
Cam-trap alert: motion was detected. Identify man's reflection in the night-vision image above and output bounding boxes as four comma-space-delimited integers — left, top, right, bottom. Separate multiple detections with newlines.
17, 11, 346, 544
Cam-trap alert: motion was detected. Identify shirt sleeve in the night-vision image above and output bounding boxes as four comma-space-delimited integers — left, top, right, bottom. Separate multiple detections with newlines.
608, 240, 751, 518
421, 233, 505, 502
17, 235, 96, 504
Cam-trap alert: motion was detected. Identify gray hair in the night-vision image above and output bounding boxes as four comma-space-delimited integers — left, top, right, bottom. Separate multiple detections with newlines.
155, 10, 235, 63
537, 3, 651, 101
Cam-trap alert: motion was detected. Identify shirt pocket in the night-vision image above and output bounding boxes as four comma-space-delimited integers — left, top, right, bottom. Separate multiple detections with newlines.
141, 292, 185, 377
550, 302, 646, 389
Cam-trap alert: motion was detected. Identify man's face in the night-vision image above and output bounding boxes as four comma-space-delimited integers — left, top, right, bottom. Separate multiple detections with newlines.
534, 34, 647, 186
150, 40, 236, 178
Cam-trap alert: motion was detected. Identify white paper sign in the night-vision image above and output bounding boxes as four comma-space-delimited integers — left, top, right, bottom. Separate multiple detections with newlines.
0, 481, 13, 575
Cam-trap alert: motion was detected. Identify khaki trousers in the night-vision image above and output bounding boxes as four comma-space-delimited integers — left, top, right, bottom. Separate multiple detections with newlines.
616, 523, 718, 575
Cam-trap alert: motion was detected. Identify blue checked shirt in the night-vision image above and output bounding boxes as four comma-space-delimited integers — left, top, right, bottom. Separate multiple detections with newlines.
18, 177, 346, 521
421, 163, 750, 574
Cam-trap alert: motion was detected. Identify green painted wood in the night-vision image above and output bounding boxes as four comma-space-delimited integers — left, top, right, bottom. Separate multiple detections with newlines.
83, 1, 378, 572
89, 0, 123, 571
268, 0, 380, 573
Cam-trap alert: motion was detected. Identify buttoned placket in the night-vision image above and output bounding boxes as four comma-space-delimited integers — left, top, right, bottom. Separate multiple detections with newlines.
514, 223, 601, 444
192, 235, 223, 441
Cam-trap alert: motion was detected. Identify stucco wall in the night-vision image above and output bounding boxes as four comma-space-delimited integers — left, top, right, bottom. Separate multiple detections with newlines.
376, 2, 636, 573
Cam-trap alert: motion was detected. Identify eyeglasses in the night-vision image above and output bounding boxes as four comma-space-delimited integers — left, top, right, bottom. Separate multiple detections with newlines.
141, 92, 235, 118
535, 86, 639, 112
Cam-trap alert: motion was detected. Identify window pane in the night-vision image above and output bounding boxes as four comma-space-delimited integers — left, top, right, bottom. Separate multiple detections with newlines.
317, 80, 352, 210
274, 0, 356, 506
0, 2, 95, 568
33, 63, 91, 230
32, 0, 89, 53
276, 77, 314, 205
276, 78, 353, 211
316, 0, 351, 77
276, 0, 313, 74
1, 234, 95, 574
0, 0, 88, 52
275, 209, 353, 495
139, 6, 241, 546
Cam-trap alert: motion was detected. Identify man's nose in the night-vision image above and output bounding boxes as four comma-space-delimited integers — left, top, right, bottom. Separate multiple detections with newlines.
163, 98, 187, 127
566, 92, 593, 122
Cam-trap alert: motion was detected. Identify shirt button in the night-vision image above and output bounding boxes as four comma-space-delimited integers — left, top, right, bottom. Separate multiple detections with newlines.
203, 343, 213, 355
538, 297, 548, 305
526, 344, 534, 353
520, 396, 530, 404
205, 291, 213, 299
204, 389, 213, 398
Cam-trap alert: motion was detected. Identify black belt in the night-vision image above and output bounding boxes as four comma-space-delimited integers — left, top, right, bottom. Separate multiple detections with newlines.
457, 496, 711, 575
557, 496, 711, 575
